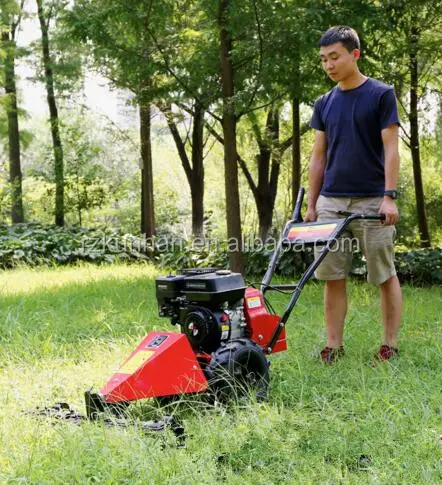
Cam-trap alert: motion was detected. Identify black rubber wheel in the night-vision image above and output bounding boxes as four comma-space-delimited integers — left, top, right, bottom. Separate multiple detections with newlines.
206, 339, 270, 403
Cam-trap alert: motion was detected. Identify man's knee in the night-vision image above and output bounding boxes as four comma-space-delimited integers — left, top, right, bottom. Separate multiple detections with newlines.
379, 274, 400, 289
325, 279, 346, 288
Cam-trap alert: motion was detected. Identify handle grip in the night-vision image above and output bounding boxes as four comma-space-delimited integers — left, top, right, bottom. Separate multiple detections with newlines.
337, 210, 386, 221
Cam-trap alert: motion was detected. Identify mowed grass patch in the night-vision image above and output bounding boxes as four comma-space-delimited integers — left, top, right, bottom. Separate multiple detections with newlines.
0, 264, 441, 484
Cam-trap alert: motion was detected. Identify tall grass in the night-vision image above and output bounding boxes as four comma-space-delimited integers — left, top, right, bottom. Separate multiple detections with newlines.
0, 264, 441, 484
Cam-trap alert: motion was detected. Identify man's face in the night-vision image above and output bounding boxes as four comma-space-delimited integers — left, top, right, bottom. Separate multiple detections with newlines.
319, 42, 360, 82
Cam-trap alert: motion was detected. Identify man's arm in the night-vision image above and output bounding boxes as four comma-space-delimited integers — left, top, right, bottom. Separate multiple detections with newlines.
379, 124, 400, 225
305, 130, 327, 222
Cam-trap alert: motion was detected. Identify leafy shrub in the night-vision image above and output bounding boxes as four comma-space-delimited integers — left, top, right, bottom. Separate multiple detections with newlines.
1, 223, 440, 285
395, 248, 442, 285
154, 237, 228, 270
0, 223, 150, 268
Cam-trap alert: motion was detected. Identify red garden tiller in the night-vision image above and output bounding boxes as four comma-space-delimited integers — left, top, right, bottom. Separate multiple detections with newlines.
84, 188, 385, 423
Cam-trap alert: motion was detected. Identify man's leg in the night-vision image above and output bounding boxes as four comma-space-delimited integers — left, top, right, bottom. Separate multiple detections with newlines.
380, 275, 402, 348
324, 279, 347, 348
350, 196, 401, 356
314, 195, 351, 362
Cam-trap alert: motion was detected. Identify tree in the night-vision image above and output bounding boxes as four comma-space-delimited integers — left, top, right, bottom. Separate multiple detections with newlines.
149, 1, 221, 239
160, 101, 206, 238
199, 1, 317, 239
139, 103, 155, 236
218, 0, 244, 272
239, 109, 310, 239
62, 117, 107, 225
67, 0, 178, 237
36, 0, 65, 226
0, 0, 25, 223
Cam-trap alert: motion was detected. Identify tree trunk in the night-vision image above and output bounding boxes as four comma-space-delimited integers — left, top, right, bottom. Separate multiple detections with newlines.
291, 96, 301, 209
409, 26, 431, 247
257, 194, 273, 241
258, 110, 280, 240
162, 102, 205, 238
139, 104, 155, 237
256, 135, 271, 240
36, 0, 64, 226
2, 33, 24, 223
237, 109, 282, 241
190, 103, 205, 238
219, 0, 244, 274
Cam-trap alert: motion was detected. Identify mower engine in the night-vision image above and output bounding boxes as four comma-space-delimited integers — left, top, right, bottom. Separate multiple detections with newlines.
155, 269, 247, 353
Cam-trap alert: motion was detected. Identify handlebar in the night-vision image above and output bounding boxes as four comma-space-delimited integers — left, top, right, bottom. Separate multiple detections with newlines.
337, 210, 386, 221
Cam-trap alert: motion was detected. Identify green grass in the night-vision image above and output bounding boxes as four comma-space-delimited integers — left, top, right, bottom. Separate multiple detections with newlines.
0, 263, 441, 484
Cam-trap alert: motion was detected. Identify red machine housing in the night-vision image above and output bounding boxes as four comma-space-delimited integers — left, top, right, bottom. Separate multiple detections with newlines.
101, 332, 208, 403
243, 288, 287, 353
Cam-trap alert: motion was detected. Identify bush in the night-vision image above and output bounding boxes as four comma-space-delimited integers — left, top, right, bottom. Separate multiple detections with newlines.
0, 223, 150, 268
395, 248, 442, 285
1, 223, 440, 285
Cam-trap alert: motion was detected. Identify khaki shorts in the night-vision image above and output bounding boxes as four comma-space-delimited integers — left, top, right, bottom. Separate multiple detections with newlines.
314, 195, 396, 285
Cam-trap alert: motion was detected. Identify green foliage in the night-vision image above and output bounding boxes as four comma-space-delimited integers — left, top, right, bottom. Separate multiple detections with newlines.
0, 175, 11, 220
21, 176, 55, 223
66, 0, 175, 102
395, 248, 442, 285
62, 117, 110, 224
396, 139, 442, 245
153, 185, 186, 235
1, 221, 440, 284
64, 175, 108, 224
0, 223, 150, 268
20, 109, 141, 228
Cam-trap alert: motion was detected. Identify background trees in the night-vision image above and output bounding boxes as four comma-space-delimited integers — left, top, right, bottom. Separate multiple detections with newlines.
0, 0, 440, 268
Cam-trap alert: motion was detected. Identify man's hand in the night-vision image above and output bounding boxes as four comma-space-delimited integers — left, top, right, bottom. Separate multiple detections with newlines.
304, 206, 317, 222
379, 197, 399, 225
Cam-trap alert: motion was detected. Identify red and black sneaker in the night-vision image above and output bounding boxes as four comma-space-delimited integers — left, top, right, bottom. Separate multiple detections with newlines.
320, 346, 345, 365
376, 344, 399, 361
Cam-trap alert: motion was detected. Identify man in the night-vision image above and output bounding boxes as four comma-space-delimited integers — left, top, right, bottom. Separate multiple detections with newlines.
305, 26, 402, 364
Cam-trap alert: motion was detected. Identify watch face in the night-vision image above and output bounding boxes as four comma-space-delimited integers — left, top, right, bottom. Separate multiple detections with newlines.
385, 190, 397, 199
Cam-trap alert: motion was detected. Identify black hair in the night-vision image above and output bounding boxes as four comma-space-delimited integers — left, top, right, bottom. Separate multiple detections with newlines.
319, 26, 360, 52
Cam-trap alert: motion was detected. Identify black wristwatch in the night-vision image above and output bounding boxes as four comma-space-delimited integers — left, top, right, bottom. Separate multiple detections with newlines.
384, 190, 398, 200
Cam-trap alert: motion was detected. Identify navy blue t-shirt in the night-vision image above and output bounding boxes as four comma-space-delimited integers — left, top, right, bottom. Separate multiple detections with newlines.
310, 78, 399, 197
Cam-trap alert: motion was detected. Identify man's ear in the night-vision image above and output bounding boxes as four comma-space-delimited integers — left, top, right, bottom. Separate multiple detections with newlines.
353, 49, 361, 60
